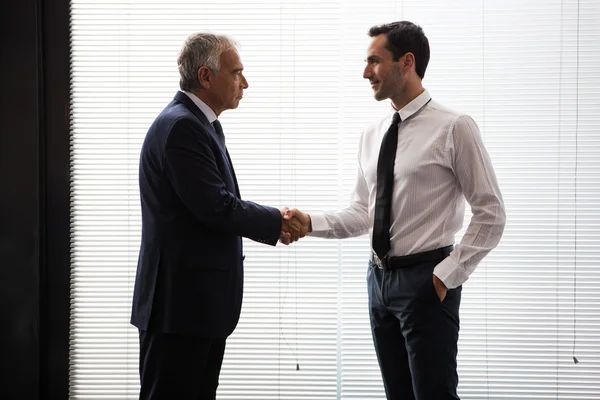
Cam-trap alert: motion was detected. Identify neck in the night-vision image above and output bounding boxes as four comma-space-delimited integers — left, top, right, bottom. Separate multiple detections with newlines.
190, 89, 221, 117
390, 80, 424, 111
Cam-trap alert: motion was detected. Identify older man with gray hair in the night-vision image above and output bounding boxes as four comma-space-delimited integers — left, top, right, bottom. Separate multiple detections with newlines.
130, 32, 301, 399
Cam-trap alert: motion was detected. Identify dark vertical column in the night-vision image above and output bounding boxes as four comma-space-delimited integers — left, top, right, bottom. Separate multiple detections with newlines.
40, 0, 71, 397
0, 0, 42, 398
0, 0, 71, 398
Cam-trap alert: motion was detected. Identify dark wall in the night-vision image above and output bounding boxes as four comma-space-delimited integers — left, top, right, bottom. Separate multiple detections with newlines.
0, 0, 70, 398
0, 0, 41, 397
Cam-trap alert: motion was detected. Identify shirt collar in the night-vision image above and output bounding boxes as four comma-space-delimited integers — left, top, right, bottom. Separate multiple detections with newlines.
182, 90, 218, 124
392, 89, 432, 121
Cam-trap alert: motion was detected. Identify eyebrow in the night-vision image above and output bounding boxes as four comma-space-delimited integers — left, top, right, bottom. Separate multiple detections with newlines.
365, 55, 380, 63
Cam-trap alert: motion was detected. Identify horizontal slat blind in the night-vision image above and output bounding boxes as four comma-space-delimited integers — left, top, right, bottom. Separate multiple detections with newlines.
70, 0, 600, 398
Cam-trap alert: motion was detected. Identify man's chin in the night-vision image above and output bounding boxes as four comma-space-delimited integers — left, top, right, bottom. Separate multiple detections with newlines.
373, 92, 386, 101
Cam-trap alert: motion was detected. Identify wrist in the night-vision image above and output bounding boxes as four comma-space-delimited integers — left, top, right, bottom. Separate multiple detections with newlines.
433, 274, 447, 289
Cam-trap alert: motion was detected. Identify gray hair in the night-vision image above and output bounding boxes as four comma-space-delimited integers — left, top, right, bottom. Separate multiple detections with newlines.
177, 33, 238, 91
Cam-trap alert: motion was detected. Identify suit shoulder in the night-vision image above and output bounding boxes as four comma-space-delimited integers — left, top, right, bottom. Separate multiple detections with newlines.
141, 103, 212, 166
148, 102, 210, 143
159, 102, 206, 130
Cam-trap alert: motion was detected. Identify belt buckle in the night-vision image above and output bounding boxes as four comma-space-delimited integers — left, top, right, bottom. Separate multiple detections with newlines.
372, 252, 387, 269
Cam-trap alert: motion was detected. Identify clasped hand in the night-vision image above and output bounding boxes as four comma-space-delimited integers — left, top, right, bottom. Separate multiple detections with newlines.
279, 207, 311, 245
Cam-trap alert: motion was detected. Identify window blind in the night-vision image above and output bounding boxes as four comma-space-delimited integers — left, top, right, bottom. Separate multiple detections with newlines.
70, 0, 600, 398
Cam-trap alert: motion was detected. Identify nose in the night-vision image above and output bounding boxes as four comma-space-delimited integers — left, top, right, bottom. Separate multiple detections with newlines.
363, 64, 372, 80
241, 73, 249, 89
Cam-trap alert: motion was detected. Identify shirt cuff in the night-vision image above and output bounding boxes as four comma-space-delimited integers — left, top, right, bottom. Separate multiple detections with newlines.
433, 254, 469, 289
308, 213, 329, 238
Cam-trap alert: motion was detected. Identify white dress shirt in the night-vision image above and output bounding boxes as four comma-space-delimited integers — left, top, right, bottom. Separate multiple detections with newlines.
310, 89, 506, 289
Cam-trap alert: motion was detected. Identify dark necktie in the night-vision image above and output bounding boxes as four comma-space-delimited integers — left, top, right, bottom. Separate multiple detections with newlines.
212, 119, 240, 197
372, 112, 401, 261
212, 119, 226, 147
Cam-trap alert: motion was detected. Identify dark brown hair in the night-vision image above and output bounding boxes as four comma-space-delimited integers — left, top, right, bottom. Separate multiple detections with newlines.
369, 21, 430, 79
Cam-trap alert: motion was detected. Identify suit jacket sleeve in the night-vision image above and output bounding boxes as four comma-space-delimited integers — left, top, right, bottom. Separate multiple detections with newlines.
163, 118, 282, 246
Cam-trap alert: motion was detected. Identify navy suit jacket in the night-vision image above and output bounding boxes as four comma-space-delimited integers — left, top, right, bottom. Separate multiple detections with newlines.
131, 91, 281, 338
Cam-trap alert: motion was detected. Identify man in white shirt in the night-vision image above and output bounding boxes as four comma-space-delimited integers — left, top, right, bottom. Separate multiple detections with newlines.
288, 21, 506, 399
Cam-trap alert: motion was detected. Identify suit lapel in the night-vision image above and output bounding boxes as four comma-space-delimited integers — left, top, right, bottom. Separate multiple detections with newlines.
173, 92, 241, 197
224, 149, 241, 198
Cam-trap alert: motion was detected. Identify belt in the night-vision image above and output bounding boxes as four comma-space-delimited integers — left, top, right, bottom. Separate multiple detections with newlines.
371, 245, 454, 269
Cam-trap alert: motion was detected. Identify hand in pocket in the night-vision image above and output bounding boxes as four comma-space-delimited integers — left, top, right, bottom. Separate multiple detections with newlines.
433, 274, 447, 302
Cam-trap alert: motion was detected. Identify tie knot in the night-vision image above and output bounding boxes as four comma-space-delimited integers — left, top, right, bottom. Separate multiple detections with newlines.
212, 119, 223, 136
391, 112, 401, 126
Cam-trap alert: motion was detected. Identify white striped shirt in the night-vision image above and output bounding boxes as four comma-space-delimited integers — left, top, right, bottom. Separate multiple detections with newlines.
310, 89, 506, 289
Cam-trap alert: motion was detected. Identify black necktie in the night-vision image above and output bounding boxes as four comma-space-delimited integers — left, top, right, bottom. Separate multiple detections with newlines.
212, 119, 240, 197
212, 119, 226, 147
372, 112, 401, 261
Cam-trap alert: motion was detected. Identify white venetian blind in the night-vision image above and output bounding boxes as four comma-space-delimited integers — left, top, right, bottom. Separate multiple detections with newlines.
69, 0, 600, 399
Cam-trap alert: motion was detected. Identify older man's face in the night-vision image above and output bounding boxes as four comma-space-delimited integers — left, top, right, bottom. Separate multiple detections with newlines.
209, 49, 249, 114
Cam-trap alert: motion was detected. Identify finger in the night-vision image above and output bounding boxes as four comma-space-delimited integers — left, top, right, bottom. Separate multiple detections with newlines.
293, 219, 308, 237
280, 231, 291, 245
287, 208, 298, 220
290, 218, 302, 231
290, 228, 300, 243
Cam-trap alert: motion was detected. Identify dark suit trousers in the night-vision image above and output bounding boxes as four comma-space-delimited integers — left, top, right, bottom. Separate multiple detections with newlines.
138, 330, 226, 400
367, 255, 462, 400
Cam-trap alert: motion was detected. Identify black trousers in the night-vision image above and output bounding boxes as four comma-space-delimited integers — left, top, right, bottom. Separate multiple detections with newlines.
138, 330, 226, 400
367, 252, 462, 400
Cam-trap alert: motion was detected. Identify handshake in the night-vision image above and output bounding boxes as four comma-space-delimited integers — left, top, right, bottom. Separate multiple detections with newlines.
279, 208, 311, 245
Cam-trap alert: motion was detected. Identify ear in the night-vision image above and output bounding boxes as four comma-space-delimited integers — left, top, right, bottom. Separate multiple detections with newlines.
197, 66, 213, 89
402, 53, 415, 73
